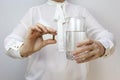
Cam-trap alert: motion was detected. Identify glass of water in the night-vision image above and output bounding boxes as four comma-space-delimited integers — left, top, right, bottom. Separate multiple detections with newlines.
65, 17, 88, 60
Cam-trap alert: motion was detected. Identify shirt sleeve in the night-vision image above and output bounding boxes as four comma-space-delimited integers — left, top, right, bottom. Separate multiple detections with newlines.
4, 8, 33, 59
82, 8, 115, 57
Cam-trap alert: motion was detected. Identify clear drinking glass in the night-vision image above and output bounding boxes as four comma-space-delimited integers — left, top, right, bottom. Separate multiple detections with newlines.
65, 17, 88, 60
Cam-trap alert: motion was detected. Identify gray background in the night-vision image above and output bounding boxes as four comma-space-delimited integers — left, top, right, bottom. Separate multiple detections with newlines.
0, 0, 120, 80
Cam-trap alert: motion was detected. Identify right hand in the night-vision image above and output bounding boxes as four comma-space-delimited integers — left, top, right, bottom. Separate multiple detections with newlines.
20, 23, 57, 57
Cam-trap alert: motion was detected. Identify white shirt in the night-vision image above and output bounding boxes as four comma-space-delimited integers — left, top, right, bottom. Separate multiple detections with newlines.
4, 1, 115, 80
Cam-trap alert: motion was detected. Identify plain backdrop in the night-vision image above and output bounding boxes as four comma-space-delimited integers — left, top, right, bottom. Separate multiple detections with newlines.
0, 0, 120, 80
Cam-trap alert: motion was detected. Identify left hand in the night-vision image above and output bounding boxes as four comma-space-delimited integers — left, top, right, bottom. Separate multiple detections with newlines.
73, 39, 105, 63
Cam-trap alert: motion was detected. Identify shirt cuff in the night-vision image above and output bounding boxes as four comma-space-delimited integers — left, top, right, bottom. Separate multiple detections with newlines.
5, 39, 24, 59
98, 39, 114, 57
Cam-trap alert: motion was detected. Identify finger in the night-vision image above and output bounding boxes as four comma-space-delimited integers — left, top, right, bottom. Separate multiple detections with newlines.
37, 23, 57, 35
78, 55, 95, 63
86, 49, 101, 62
80, 55, 97, 63
35, 26, 42, 33
46, 27, 57, 35
43, 39, 57, 46
73, 51, 89, 60
74, 50, 93, 60
36, 23, 48, 34
73, 44, 94, 55
30, 26, 36, 32
75, 50, 97, 63
30, 26, 41, 36
30, 26, 41, 32
76, 39, 93, 47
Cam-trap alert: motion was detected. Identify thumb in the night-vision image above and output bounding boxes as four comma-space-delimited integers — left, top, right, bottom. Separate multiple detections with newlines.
43, 39, 57, 46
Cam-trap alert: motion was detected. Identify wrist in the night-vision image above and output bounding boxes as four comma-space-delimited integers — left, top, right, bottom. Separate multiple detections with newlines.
19, 44, 32, 57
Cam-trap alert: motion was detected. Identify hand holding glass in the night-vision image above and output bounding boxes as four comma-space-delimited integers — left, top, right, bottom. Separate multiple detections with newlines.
66, 17, 88, 60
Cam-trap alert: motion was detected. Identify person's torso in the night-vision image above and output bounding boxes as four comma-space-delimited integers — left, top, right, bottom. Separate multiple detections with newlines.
25, 2, 88, 80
